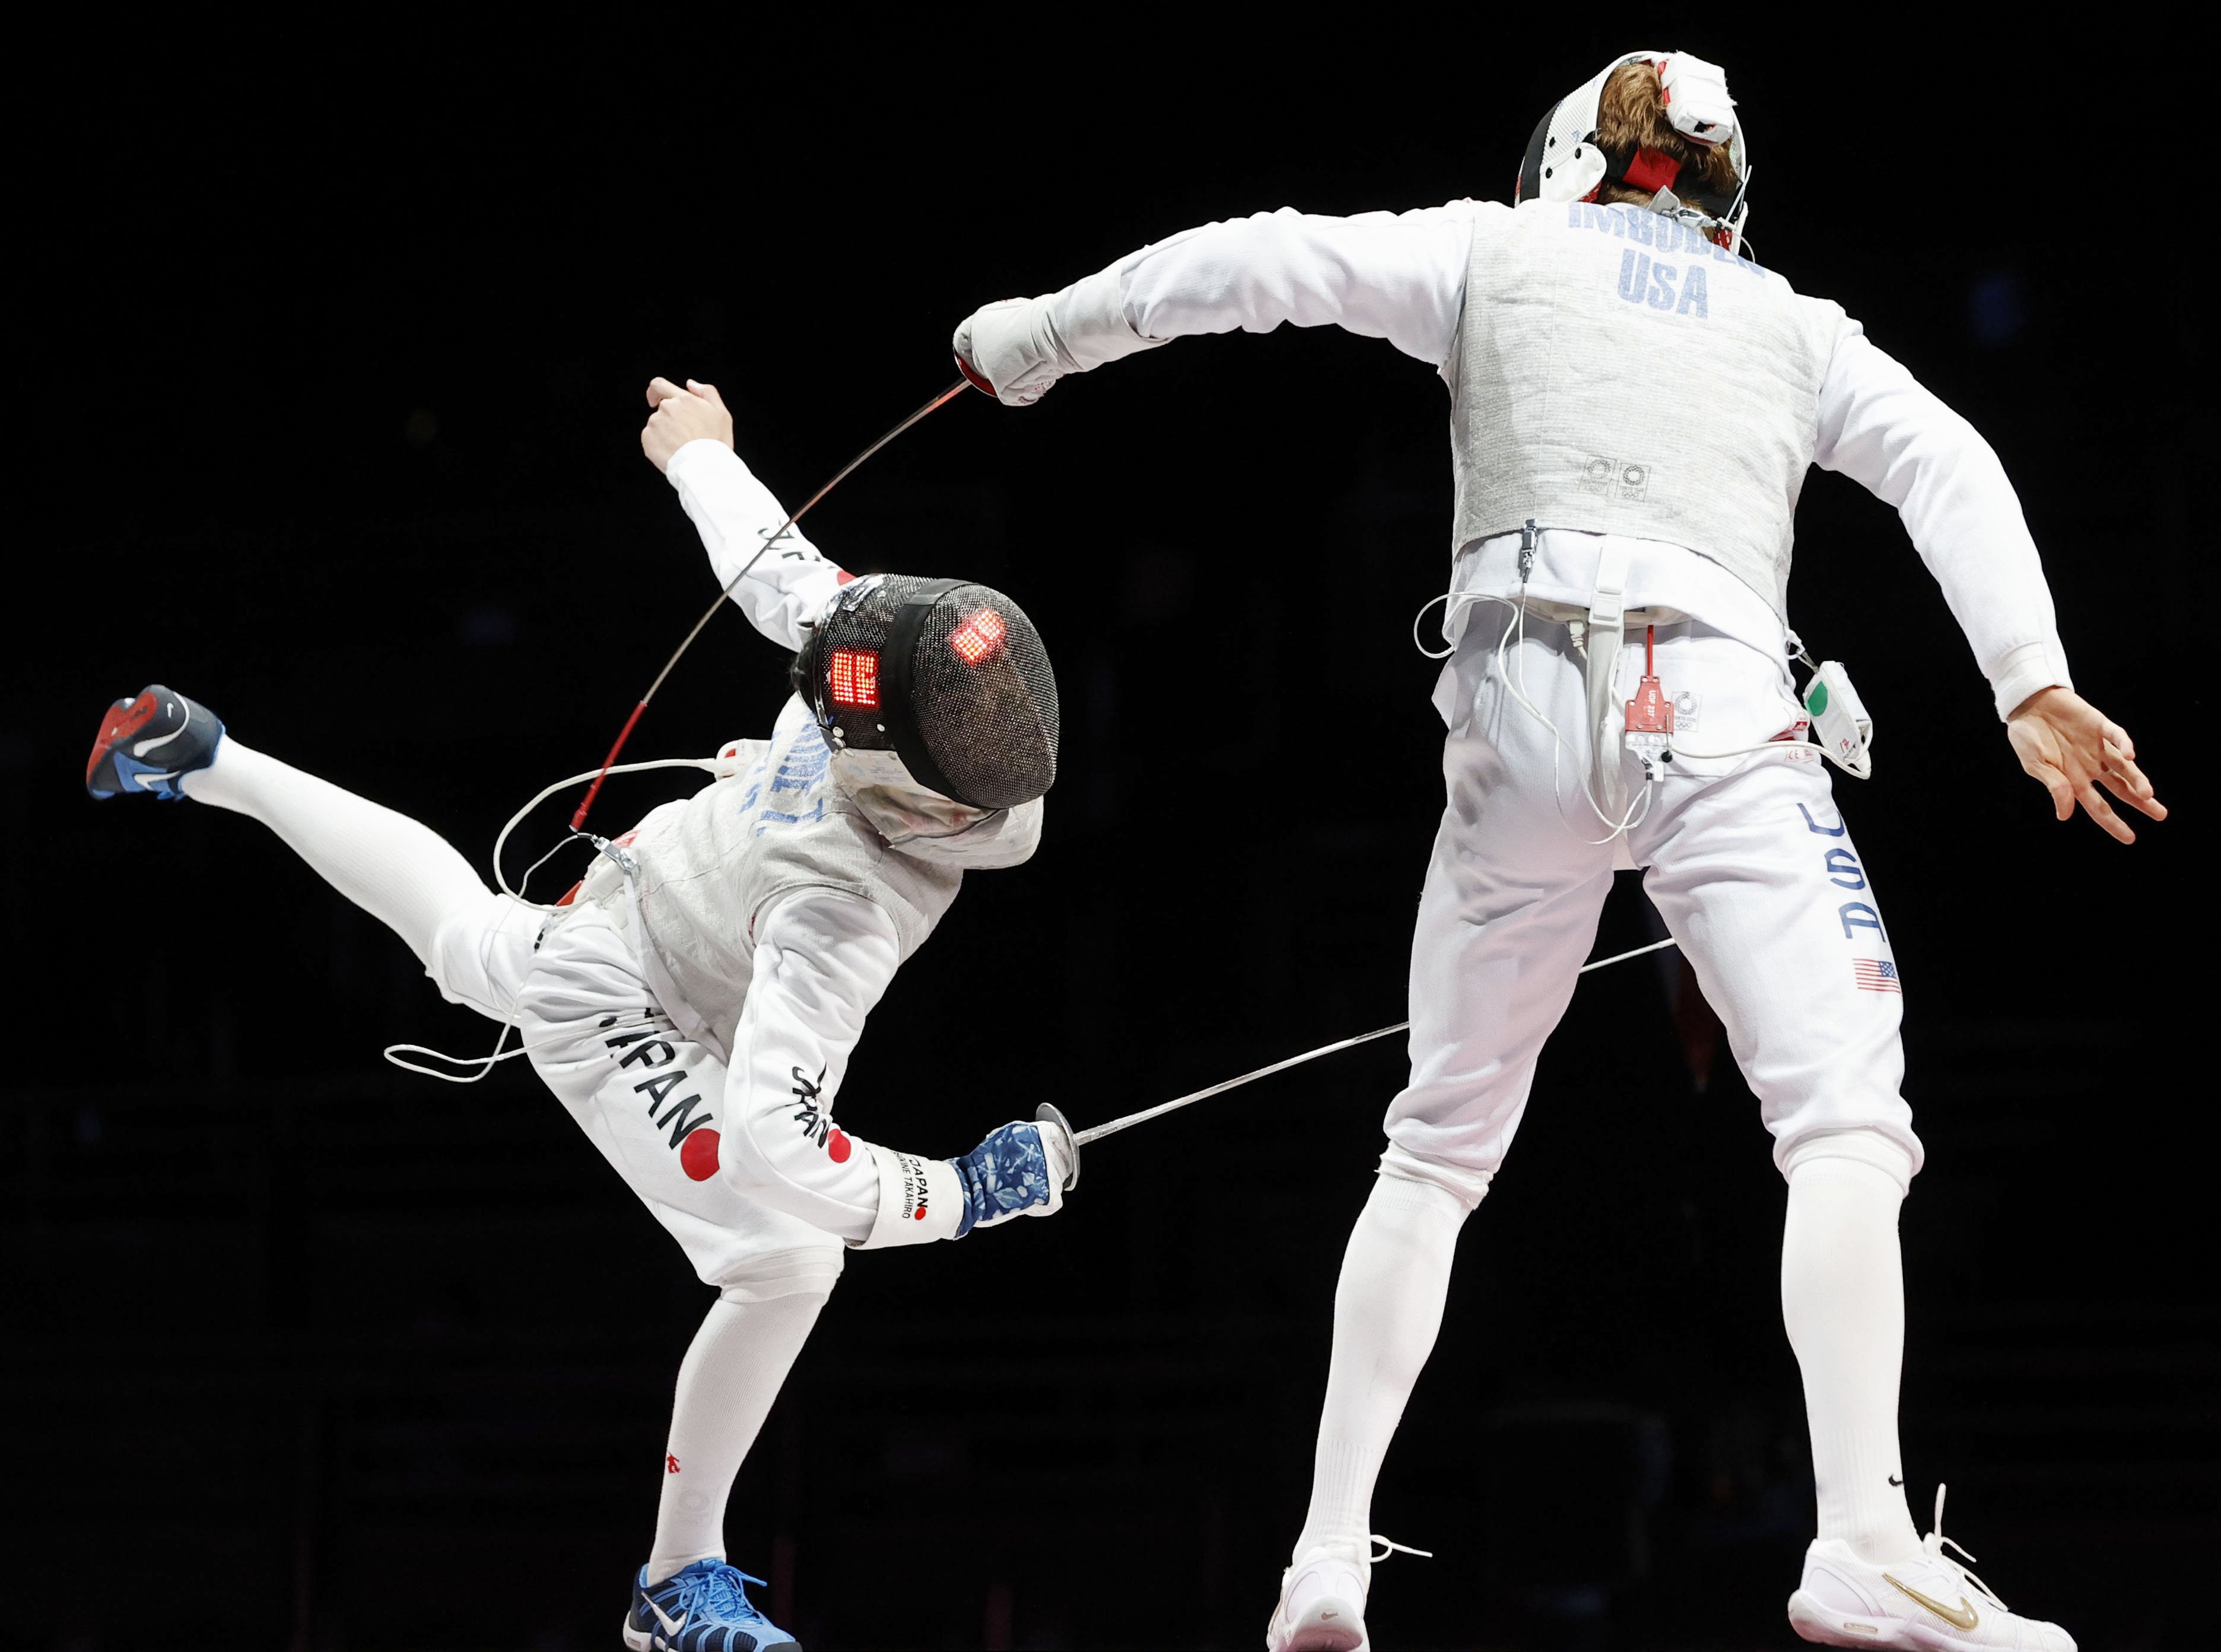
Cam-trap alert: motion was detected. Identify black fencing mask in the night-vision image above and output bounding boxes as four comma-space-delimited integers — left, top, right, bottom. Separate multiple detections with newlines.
793, 574, 1059, 811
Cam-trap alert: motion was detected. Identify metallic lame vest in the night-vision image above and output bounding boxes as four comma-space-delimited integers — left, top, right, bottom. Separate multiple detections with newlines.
580, 696, 961, 1059
1449, 199, 1854, 617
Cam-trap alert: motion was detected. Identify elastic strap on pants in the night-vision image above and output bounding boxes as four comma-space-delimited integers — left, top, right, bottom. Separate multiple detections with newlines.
1585, 538, 1634, 817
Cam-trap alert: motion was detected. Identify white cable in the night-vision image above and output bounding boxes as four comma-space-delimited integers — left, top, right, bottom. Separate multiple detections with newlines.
382, 755, 724, 1084
1668, 646, 1820, 762
1667, 736, 1813, 761
1412, 592, 1481, 661
491, 757, 722, 908
1460, 582, 1812, 821
384, 1019, 526, 1084
384, 1009, 675, 1084
1489, 587, 1656, 843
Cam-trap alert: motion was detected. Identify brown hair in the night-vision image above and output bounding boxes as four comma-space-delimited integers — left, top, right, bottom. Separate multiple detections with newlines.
1592, 59, 1740, 209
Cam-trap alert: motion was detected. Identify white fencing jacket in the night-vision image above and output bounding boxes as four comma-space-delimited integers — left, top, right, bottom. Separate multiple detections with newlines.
1045, 201, 2070, 721
576, 439, 1041, 1246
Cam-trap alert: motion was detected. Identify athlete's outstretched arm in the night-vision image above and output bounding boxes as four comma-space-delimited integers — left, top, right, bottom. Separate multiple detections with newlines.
952, 204, 1479, 405
1813, 333, 2164, 841
640, 376, 847, 650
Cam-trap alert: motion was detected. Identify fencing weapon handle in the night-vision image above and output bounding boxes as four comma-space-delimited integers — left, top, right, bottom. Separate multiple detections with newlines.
1070, 936, 1682, 1148
570, 371, 977, 833
1035, 1101, 1081, 1191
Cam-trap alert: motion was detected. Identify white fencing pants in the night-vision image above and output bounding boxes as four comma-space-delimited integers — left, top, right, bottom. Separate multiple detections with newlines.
430, 897, 848, 1302
1388, 611, 1921, 1190
1289, 612, 1927, 1574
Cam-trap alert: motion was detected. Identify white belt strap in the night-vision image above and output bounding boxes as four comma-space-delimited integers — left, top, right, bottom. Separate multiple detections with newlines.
1585, 539, 1634, 814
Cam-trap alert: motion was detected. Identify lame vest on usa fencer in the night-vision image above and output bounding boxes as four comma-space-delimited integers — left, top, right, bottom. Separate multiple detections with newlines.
579, 697, 961, 1057
1450, 199, 1856, 617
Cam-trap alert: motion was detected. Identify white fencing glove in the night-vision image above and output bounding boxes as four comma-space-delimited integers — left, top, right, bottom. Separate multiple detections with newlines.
951, 265, 1165, 407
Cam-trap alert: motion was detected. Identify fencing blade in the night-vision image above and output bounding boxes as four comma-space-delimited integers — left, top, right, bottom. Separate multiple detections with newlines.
1071, 936, 1680, 1148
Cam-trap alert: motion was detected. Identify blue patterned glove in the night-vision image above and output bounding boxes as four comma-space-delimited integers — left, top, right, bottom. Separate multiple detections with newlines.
948, 1119, 1072, 1237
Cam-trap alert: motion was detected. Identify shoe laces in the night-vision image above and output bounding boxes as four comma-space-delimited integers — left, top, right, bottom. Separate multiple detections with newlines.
1920, 1484, 2009, 1614
681, 1563, 774, 1625
1368, 1534, 1434, 1564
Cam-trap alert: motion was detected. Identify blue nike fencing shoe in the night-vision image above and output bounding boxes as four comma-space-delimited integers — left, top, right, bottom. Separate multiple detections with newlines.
624, 1559, 797, 1652
85, 685, 224, 800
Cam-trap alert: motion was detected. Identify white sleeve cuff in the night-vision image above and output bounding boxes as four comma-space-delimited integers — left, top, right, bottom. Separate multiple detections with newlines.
665, 436, 738, 490
1988, 639, 2072, 722
854, 1149, 964, 1248
1043, 264, 1168, 371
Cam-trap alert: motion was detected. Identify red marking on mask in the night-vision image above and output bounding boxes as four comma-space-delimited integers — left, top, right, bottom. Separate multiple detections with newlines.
666, 1453, 681, 1474
827, 1128, 851, 1164
680, 1129, 721, 1181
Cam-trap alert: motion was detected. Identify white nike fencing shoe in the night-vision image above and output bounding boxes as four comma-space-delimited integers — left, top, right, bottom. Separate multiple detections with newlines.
1787, 1485, 2074, 1650
1266, 1548, 1368, 1652
1264, 1536, 1429, 1652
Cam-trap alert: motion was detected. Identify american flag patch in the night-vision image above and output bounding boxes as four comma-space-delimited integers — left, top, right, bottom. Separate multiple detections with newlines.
1853, 959, 1902, 994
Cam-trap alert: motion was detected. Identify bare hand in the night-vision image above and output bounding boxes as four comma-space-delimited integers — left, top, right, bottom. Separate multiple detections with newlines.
640, 377, 735, 473
2006, 686, 2165, 844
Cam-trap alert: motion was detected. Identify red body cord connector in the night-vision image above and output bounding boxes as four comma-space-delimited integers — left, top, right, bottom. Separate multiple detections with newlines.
1624, 623, 1674, 780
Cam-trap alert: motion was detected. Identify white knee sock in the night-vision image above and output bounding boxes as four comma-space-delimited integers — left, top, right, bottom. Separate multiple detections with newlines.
1290, 1172, 1471, 1571
646, 1288, 827, 1583
180, 738, 491, 967
1781, 1156, 1923, 1562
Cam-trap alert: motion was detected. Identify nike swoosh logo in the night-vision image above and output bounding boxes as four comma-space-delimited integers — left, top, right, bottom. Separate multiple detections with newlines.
647, 1599, 689, 1635
134, 721, 186, 758
1883, 1574, 1978, 1631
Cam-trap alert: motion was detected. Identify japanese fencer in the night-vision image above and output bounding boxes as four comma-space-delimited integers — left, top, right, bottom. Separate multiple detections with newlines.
84, 379, 1076, 1652
948, 51, 2162, 1652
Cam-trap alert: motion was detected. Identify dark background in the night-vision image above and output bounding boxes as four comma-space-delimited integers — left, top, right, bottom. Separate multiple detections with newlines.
7, 20, 2210, 1651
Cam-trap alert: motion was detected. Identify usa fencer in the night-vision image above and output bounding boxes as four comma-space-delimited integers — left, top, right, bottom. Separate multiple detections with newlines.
950, 52, 2163, 1652
85, 377, 1076, 1652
